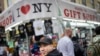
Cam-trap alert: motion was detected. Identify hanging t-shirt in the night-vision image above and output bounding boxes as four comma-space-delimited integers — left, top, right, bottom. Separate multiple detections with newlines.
9, 31, 13, 38
44, 19, 53, 34
18, 24, 26, 38
0, 26, 5, 34
25, 22, 35, 36
33, 20, 44, 36
11, 27, 16, 38
52, 20, 60, 33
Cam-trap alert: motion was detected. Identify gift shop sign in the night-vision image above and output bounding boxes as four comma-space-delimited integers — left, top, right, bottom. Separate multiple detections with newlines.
58, 1, 97, 21
13, 0, 58, 21
0, 10, 14, 27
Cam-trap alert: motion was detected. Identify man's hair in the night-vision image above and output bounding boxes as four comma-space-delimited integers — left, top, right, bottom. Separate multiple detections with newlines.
95, 26, 100, 35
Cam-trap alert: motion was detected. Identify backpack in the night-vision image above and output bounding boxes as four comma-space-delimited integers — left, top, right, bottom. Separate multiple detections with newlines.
87, 42, 100, 56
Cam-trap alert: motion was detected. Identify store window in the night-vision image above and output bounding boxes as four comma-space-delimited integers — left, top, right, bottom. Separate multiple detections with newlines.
82, 0, 86, 6
71, 0, 76, 3
91, 0, 95, 8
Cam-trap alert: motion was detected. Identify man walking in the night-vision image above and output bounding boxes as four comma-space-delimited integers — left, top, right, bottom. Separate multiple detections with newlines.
57, 28, 75, 56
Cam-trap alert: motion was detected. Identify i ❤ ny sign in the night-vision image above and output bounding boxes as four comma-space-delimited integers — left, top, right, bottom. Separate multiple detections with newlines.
12, 0, 58, 22
0, 0, 97, 28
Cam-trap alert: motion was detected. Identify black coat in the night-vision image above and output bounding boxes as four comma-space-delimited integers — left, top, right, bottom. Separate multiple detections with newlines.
46, 49, 62, 56
73, 41, 84, 56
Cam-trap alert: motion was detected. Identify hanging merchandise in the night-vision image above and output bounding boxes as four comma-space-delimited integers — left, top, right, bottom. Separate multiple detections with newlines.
52, 20, 59, 33
0, 26, 5, 34
18, 24, 26, 39
0, 26, 5, 38
9, 31, 13, 38
33, 20, 44, 36
11, 27, 16, 38
44, 19, 53, 34
52, 20, 63, 35
25, 22, 35, 36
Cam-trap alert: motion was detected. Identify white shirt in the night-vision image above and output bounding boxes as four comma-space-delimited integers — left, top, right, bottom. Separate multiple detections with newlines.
57, 36, 75, 56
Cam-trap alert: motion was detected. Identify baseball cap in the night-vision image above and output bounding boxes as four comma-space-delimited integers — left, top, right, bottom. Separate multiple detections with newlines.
37, 37, 53, 46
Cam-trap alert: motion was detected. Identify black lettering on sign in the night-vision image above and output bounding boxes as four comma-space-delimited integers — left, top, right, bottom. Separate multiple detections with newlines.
32, 3, 52, 13
17, 8, 20, 17
32, 3, 42, 13
43, 3, 52, 12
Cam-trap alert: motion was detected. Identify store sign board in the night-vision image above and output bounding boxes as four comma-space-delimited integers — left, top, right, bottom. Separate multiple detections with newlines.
0, 0, 58, 28
0, 10, 14, 28
57, 1, 97, 21
12, 0, 58, 22
0, 0, 98, 28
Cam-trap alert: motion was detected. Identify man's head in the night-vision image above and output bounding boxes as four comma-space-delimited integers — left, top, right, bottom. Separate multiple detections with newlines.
64, 28, 72, 38
38, 36, 54, 56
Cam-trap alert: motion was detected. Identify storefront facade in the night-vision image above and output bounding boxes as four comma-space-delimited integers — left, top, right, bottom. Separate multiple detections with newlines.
0, 0, 100, 56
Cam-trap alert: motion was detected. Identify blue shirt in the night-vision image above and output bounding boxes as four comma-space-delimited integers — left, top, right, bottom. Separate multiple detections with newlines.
31, 43, 39, 54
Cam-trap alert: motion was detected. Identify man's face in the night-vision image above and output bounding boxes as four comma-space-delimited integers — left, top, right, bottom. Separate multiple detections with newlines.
40, 44, 53, 56
66, 29, 72, 38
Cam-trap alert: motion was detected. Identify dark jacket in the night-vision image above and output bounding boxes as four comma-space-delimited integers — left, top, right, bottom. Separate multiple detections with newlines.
71, 40, 84, 56
46, 49, 62, 56
31, 43, 40, 55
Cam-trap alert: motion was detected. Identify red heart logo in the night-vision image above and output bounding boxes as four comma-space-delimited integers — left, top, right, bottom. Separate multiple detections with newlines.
21, 5, 30, 14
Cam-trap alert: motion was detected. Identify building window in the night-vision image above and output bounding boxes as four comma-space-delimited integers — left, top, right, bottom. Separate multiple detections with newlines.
91, 0, 95, 8
97, 2, 100, 10
71, 0, 76, 3
82, 0, 86, 6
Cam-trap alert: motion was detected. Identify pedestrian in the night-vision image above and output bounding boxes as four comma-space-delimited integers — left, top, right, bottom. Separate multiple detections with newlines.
87, 26, 100, 56
57, 28, 75, 56
30, 35, 40, 56
72, 36, 84, 56
93, 26, 100, 43
0, 38, 8, 56
38, 36, 62, 56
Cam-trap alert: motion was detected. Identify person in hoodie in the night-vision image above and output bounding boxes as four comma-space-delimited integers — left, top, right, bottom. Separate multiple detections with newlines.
38, 36, 62, 56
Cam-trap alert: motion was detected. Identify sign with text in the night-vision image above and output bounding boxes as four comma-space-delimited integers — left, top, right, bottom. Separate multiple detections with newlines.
0, 0, 99, 29
0, 10, 14, 28
0, 0, 58, 28
12, 0, 58, 22
57, 0, 97, 21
